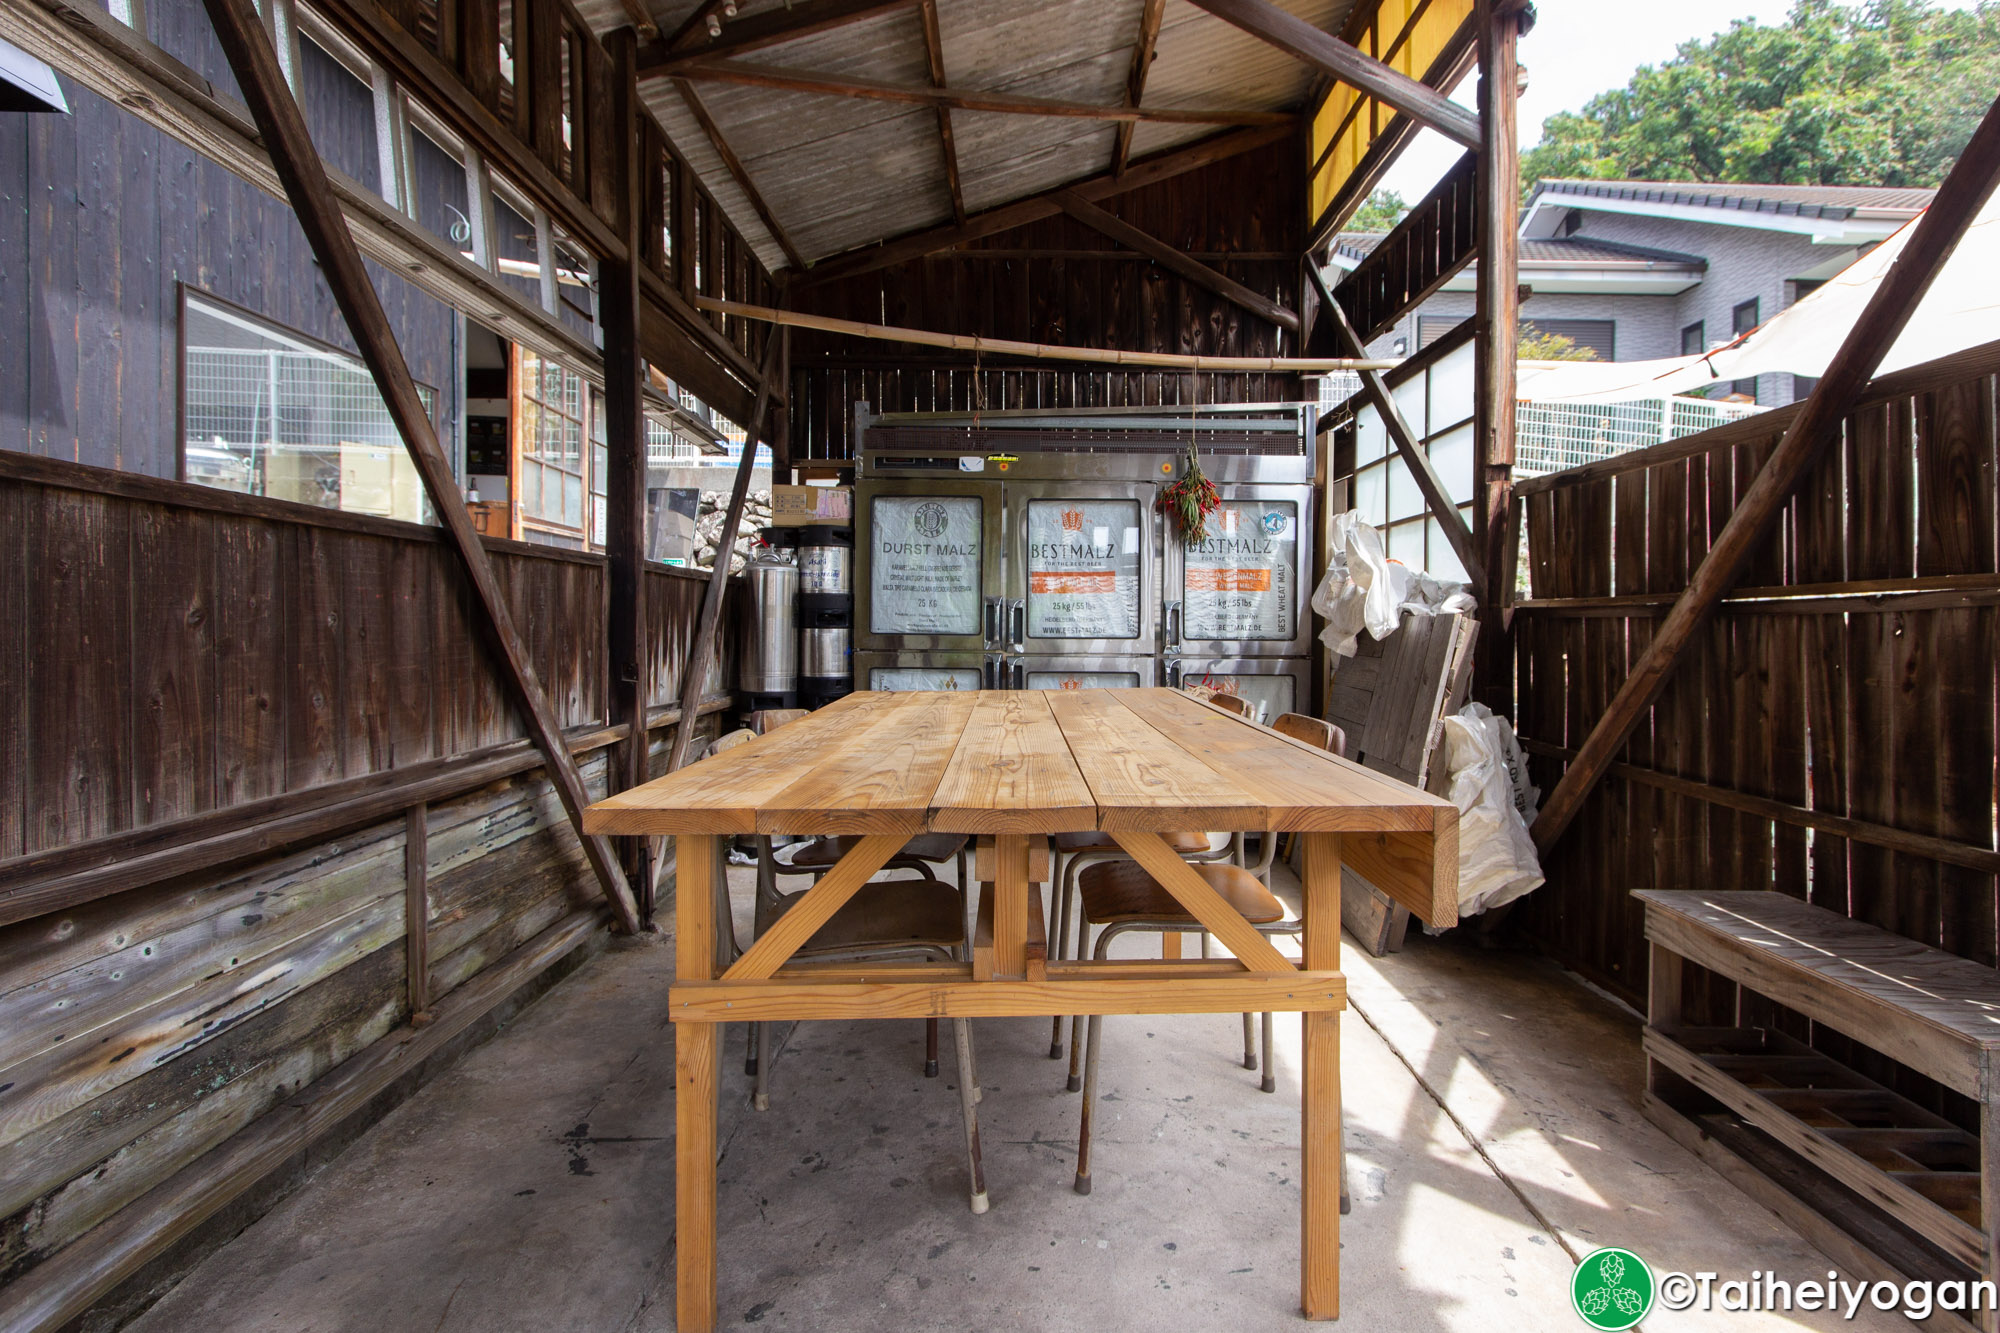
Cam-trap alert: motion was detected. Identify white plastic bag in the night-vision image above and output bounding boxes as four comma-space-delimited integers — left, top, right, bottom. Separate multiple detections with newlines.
1311, 511, 1476, 658
1439, 703, 1544, 917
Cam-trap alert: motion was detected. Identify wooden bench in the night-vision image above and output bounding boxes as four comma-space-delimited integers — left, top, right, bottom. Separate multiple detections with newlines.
1638, 890, 2000, 1328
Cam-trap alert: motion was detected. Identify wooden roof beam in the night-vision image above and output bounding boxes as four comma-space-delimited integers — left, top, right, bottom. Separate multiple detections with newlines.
1056, 190, 1299, 335
663, 1, 730, 51
797, 122, 1291, 286
1530, 91, 2000, 854
917, 0, 965, 225
1187, 0, 1481, 149
672, 76, 807, 271
1113, 0, 1167, 177
616, 0, 661, 43
639, 0, 919, 75
671, 60, 1293, 124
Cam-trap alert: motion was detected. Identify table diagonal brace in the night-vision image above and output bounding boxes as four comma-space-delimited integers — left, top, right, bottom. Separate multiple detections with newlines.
722, 834, 907, 980
1108, 832, 1297, 973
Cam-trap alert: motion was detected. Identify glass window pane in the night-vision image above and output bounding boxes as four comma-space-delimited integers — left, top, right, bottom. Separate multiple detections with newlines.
1353, 462, 1387, 527
870, 495, 983, 636
409, 126, 470, 253
869, 667, 983, 691
1388, 518, 1427, 571
1355, 408, 1387, 464
1183, 500, 1296, 641
1386, 454, 1421, 524
296, 36, 380, 196
181, 294, 432, 524
1426, 517, 1470, 584
1024, 499, 1141, 641
1429, 424, 1475, 505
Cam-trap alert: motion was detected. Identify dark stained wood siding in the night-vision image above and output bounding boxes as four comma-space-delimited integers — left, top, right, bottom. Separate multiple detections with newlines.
0, 79, 459, 480
1510, 339, 2000, 1131
787, 138, 1307, 460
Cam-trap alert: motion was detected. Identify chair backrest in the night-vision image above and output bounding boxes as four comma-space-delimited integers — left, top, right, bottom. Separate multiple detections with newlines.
753, 708, 809, 734
1205, 692, 1253, 718
708, 728, 758, 758
1274, 712, 1347, 758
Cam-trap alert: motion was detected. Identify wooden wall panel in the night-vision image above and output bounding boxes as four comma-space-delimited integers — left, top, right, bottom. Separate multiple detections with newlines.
1510, 350, 2000, 1128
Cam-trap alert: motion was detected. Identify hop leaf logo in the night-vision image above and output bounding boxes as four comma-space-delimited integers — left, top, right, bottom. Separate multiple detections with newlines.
1570, 1248, 1653, 1331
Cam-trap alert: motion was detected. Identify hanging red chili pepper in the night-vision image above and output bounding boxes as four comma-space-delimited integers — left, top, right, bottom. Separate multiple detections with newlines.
1158, 445, 1221, 544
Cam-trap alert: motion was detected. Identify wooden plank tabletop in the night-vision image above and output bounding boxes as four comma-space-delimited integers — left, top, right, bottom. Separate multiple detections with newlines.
586, 688, 1455, 841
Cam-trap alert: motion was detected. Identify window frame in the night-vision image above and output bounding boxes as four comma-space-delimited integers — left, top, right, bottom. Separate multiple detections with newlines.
1681, 321, 1706, 357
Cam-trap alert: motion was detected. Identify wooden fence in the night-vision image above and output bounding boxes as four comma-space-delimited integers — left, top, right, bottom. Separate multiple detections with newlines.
1510, 338, 2000, 1126
0, 453, 733, 1312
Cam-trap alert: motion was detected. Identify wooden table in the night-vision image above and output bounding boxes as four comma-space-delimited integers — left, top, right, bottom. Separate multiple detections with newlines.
584, 688, 1459, 1328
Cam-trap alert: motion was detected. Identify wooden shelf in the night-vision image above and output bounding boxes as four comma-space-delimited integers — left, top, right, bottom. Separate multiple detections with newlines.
1648, 1024, 1985, 1270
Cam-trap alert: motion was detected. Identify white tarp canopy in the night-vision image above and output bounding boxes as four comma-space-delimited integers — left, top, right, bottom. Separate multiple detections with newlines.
1512, 188, 2000, 405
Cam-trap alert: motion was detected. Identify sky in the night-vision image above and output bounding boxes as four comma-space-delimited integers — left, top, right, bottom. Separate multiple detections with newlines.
1376, 0, 1989, 201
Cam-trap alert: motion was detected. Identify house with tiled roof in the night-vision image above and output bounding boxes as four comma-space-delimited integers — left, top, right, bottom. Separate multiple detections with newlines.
1331, 179, 1936, 407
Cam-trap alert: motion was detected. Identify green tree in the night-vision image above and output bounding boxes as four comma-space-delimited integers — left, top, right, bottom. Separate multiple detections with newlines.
1519, 325, 1600, 361
1520, 0, 2000, 190
1347, 188, 1410, 232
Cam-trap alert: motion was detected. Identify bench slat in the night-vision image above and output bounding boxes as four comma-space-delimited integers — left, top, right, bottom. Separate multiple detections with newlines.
1636, 891, 2000, 1097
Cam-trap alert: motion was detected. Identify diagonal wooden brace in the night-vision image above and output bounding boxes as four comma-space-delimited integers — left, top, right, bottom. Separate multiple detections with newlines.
1109, 832, 1297, 973
722, 834, 906, 980
199, 0, 640, 933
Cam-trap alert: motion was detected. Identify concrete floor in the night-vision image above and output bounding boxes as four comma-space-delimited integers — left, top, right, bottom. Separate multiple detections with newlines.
130, 862, 1909, 1332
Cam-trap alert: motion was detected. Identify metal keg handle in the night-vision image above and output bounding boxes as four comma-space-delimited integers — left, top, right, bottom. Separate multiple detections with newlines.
1009, 599, 1025, 647
984, 596, 1005, 648
1164, 600, 1183, 649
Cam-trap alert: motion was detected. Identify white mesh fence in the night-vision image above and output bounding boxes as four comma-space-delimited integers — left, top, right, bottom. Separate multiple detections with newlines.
1515, 394, 1765, 478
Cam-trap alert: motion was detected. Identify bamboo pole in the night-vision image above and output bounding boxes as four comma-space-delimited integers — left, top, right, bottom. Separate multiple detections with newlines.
688, 296, 1396, 372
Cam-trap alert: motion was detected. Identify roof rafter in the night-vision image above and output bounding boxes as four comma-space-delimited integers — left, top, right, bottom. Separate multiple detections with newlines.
1112, 0, 1166, 177
1187, 0, 1482, 149
670, 60, 1294, 124
1055, 190, 1299, 334
798, 123, 1290, 286
672, 76, 807, 271
916, 0, 965, 226
638, 0, 919, 76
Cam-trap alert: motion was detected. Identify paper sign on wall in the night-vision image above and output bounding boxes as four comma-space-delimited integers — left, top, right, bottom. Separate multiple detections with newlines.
1183, 501, 1296, 641
871, 495, 983, 636
1025, 499, 1142, 640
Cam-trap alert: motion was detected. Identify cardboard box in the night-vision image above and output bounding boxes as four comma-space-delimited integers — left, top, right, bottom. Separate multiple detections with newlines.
771, 485, 852, 527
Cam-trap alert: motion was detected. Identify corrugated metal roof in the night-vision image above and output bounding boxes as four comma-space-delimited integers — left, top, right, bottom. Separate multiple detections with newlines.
581, 0, 1363, 271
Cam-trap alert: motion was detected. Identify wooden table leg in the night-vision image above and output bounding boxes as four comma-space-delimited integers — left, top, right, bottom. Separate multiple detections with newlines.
1301, 833, 1344, 1320
676, 834, 720, 1333
993, 834, 1029, 978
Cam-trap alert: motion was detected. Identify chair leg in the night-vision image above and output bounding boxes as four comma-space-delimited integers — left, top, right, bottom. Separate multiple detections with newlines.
952, 1018, 990, 1214
1074, 1011, 1103, 1196
752, 1022, 772, 1111
1241, 1013, 1258, 1070
1065, 918, 1092, 1092
744, 1022, 759, 1078
925, 1017, 940, 1078
1047, 850, 1069, 1058
1260, 1011, 1276, 1094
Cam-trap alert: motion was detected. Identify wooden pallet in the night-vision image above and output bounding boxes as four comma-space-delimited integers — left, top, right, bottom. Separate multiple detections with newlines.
1328, 611, 1475, 955
1638, 890, 2000, 1331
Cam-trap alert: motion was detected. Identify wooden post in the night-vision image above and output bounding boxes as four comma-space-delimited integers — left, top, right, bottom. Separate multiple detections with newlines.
1531, 91, 2000, 852
604, 31, 654, 912
1471, 0, 1523, 708
198, 0, 643, 935
663, 332, 786, 774
405, 803, 431, 1022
